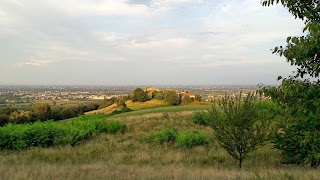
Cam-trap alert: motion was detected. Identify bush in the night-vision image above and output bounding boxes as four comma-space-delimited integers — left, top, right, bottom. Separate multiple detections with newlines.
105, 121, 127, 134
176, 131, 209, 148
145, 128, 178, 144
192, 111, 209, 125
0, 115, 126, 150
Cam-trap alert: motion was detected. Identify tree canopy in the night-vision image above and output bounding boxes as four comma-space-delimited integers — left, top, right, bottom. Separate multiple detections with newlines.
263, 0, 320, 168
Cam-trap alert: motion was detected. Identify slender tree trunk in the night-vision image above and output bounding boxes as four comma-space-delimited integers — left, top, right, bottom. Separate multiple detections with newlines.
239, 158, 242, 168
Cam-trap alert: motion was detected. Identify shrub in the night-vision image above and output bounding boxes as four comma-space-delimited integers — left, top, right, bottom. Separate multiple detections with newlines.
176, 131, 209, 148
145, 128, 178, 144
192, 111, 209, 125
0, 115, 126, 150
105, 121, 127, 134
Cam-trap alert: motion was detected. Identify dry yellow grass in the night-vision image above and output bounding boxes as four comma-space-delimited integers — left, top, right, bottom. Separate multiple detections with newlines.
85, 103, 118, 115
125, 99, 168, 110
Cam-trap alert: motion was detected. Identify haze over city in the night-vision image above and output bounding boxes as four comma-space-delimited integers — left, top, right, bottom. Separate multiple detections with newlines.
0, 0, 304, 85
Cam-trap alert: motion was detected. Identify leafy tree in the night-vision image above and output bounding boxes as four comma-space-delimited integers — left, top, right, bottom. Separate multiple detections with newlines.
164, 91, 180, 106
155, 92, 165, 100
263, 0, 320, 168
30, 104, 52, 121
207, 93, 270, 168
195, 94, 202, 102
182, 96, 193, 103
132, 88, 149, 102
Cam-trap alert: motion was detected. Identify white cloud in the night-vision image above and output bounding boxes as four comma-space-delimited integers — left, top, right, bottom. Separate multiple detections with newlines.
22, 57, 55, 67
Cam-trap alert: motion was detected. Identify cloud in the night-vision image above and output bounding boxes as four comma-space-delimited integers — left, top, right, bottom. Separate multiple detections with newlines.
0, 0, 305, 85
22, 57, 55, 67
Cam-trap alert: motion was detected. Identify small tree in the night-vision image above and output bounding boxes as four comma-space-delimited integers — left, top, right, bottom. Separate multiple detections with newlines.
155, 92, 165, 100
164, 91, 180, 106
31, 104, 52, 121
207, 93, 270, 168
182, 96, 193, 104
132, 88, 149, 102
195, 94, 202, 102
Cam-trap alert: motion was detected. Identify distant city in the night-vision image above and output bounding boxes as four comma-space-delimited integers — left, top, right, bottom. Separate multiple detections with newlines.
0, 85, 259, 108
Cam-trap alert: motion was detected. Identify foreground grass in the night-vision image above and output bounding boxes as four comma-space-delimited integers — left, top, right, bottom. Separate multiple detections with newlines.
0, 110, 319, 179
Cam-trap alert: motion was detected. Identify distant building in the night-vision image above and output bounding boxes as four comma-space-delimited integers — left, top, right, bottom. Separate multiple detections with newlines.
179, 91, 196, 100
144, 87, 160, 98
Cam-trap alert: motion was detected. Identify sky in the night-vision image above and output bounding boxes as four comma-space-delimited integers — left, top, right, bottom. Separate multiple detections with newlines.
0, 0, 305, 86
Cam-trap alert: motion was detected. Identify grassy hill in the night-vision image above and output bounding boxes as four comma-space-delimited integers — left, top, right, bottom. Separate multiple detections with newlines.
85, 99, 170, 115
0, 106, 319, 179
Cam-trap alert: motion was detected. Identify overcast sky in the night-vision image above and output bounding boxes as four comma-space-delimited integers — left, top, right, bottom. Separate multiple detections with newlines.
0, 0, 304, 86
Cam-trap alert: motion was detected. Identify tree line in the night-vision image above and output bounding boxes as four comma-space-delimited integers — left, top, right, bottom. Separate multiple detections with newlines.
0, 103, 99, 126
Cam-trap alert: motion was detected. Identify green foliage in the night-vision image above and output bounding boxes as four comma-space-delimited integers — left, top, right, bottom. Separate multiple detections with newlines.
0, 115, 126, 150
263, 0, 320, 168
31, 104, 51, 121
207, 93, 271, 168
192, 111, 209, 125
154, 92, 165, 100
132, 88, 149, 102
195, 94, 202, 102
105, 121, 127, 134
145, 128, 178, 144
164, 91, 180, 106
176, 131, 209, 148
182, 96, 193, 104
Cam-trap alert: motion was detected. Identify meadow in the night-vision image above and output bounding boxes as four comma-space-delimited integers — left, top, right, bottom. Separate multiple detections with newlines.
0, 106, 319, 180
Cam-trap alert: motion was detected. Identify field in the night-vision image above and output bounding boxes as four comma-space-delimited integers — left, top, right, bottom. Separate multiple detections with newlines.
0, 106, 319, 180
85, 99, 170, 115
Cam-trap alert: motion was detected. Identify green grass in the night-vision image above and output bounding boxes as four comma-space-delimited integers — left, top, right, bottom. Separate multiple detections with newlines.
112, 105, 211, 118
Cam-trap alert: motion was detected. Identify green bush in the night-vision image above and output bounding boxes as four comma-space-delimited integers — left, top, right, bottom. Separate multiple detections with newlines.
176, 131, 209, 148
145, 128, 178, 144
0, 115, 126, 150
105, 121, 127, 134
192, 111, 209, 125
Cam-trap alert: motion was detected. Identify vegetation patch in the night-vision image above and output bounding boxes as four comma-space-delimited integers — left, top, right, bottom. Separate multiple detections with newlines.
105, 121, 127, 134
0, 115, 126, 150
192, 111, 210, 125
144, 128, 178, 144
176, 131, 210, 148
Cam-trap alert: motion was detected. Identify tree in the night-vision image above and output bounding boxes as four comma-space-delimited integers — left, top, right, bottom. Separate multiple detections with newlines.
182, 96, 193, 104
207, 93, 270, 168
164, 91, 180, 106
132, 88, 149, 102
195, 94, 202, 102
263, 0, 320, 168
31, 104, 52, 121
155, 92, 165, 100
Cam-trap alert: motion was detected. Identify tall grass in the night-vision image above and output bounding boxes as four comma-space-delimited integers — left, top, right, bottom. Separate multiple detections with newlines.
0, 109, 319, 179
